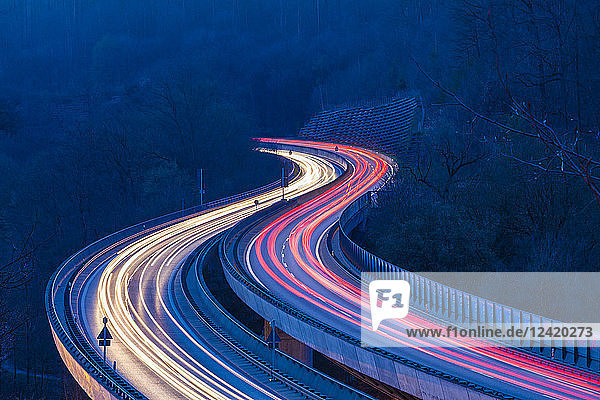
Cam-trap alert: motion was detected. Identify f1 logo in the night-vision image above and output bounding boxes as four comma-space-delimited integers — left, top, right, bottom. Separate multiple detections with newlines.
369, 280, 410, 331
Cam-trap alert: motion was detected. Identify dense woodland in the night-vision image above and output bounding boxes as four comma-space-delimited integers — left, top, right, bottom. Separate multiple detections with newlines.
358, 0, 600, 274
0, 0, 599, 398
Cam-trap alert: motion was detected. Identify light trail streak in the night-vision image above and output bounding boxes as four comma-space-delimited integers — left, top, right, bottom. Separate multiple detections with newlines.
247, 138, 600, 400
72, 149, 339, 399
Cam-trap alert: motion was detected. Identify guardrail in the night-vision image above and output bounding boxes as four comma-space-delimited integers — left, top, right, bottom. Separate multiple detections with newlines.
46, 163, 300, 399
47, 283, 146, 400
219, 142, 515, 400
181, 234, 378, 400
338, 190, 600, 374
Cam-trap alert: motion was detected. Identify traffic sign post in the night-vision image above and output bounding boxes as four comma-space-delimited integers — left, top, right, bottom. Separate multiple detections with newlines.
97, 317, 113, 364
281, 160, 291, 200
281, 167, 285, 200
198, 168, 205, 206
267, 320, 280, 380
266, 322, 280, 348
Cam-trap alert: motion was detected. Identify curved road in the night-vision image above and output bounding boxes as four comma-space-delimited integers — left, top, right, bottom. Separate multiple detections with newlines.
69, 148, 340, 399
244, 139, 600, 400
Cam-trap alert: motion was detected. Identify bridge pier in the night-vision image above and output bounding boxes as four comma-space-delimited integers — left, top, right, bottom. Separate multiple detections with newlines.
265, 320, 313, 366
225, 270, 499, 400
51, 330, 119, 400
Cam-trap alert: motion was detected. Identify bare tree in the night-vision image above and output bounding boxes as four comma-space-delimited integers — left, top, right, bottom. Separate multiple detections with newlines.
409, 134, 486, 201
430, 2, 600, 202
413, 51, 600, 202
0, 224, 54, 388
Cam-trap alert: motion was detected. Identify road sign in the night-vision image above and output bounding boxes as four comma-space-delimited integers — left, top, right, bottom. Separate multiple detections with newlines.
98, 317, 113, 363
97, 326, 113, 341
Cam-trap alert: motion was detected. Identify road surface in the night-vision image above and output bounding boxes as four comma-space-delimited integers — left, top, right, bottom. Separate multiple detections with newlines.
244, 139, 600, 400
69, 148, 340, 399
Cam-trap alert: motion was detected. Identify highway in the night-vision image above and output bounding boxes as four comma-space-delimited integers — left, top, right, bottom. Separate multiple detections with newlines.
243, 139, 600, 400
67, 148, 341, 399
51, 137, 600, 400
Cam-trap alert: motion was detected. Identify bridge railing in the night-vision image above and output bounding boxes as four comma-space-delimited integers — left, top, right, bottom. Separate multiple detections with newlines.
182, 234, 378, 400
338, 190, 600, 375
46, 164, 299, 400
219, 142, 516, 400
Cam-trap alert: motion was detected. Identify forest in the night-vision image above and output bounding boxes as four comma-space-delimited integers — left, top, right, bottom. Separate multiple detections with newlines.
0, 0, 599, 398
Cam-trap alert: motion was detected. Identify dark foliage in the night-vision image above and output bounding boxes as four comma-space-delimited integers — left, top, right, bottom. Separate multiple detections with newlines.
0, 0, 598, 397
